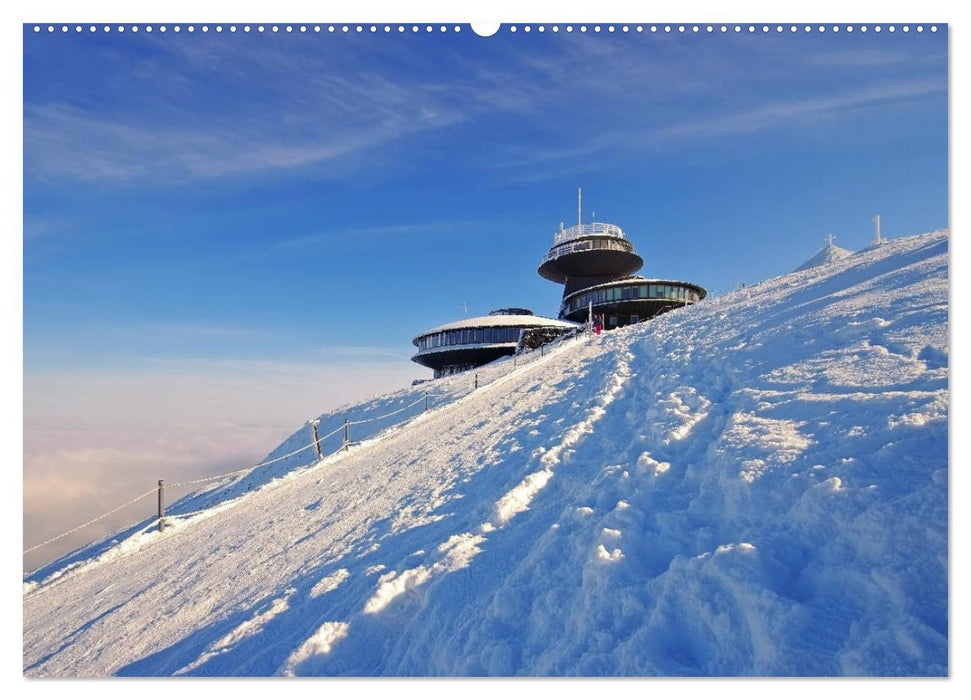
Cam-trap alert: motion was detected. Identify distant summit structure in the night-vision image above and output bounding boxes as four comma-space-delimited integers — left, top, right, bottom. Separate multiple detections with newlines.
861, 214, 889, 252
794, 234, 853, 272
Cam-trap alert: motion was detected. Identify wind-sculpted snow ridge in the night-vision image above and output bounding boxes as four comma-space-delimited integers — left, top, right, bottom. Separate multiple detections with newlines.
23, 230, 948, 677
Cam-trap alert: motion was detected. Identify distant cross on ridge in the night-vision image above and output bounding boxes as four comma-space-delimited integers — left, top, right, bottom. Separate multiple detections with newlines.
827, 234, 835, 246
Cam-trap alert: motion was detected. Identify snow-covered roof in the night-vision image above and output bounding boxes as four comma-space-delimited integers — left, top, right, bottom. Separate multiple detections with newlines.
416, 314, 579, 338
793, 243, 853, 272
563, 276, 707, 298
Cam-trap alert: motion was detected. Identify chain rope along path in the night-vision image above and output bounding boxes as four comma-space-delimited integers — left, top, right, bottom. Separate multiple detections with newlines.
22, 487, 160, 555
22, 331, 587, 571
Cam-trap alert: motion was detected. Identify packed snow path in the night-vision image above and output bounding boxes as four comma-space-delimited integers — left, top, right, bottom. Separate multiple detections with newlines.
23, 231, 947, 676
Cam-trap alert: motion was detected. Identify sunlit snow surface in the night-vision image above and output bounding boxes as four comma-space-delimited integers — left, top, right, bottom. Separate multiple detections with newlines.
23, 231, 948, 676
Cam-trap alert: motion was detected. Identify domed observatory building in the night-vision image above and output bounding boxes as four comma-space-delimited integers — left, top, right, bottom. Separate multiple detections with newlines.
412, 308, 579, 378
539, 190, 707, 329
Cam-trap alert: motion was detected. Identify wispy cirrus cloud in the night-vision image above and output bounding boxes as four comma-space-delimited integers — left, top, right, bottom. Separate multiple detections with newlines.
24, 34, 472, 184
23, 99, 464, 184
493, 75, 946, 182
264, 220, 483, 252
655, 77, 945, 139
24, 30, 947, 188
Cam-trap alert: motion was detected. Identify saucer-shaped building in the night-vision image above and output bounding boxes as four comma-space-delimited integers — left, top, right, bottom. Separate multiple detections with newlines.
539, 219, 706, 328
412, 308, 579, 378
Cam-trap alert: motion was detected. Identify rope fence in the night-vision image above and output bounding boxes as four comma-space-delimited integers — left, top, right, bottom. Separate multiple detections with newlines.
23, 329, 588, 568
23, 390, 449, 561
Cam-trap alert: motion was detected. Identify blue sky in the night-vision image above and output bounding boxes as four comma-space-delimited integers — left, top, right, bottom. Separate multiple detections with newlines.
24, 25, 947, 373
19, 20, 949, 569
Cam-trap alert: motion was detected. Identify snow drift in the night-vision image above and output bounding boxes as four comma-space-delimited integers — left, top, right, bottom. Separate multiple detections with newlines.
794, 240, 854, 272
23, 230, 949, 676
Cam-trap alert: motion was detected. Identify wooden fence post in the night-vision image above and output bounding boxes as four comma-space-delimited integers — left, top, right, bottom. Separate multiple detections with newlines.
474, 373, 478, 390
311, 421, 323, 459
157, 480, 165, 532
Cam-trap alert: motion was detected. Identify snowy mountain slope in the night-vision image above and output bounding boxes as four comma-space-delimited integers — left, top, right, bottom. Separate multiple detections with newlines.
23, 230, 948, 676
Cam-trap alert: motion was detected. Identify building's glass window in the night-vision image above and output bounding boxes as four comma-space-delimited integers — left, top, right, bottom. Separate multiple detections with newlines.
631, 314, 640, 323
622, 286, 631, 300
640, 285, 648, 298
609, 316, 618, 327
475, 329, 483, 343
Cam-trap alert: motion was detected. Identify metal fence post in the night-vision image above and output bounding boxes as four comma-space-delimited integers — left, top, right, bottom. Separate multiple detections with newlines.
343, 418, 349, 450
474, 373, 478, 390
424, 392, 429, 412
157, 480, 165, 532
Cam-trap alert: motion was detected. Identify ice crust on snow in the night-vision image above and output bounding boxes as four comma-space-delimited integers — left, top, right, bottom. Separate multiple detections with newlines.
23, 230, 948, 677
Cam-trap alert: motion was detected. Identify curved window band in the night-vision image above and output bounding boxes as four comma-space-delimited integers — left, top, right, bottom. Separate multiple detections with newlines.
416, 326, 525, 352
562, 283, 702, 315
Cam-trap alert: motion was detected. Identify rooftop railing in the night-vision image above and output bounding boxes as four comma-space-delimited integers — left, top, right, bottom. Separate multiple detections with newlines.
552, 222, 626, 246
543, 235, 634, 263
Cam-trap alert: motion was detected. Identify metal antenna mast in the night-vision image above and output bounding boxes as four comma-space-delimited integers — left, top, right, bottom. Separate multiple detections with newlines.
578, 187, 582, 229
